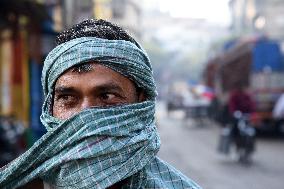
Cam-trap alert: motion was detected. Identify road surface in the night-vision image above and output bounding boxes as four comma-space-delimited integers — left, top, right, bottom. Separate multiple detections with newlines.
156, 101, 284, 189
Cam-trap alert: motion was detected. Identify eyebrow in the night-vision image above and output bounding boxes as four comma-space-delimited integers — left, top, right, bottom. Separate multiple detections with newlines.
93, 83, 124, 93
54, 86, 77, 94
54, 83, 125, 94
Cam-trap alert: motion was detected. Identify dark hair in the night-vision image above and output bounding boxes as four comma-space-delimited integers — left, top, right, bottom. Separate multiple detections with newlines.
55, 19, 140, 47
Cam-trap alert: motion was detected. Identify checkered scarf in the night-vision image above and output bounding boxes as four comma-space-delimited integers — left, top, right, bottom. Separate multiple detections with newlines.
0, 37, 160, 188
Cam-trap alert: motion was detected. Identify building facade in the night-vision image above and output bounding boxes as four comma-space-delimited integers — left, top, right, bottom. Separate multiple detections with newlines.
229, 0, 284, 40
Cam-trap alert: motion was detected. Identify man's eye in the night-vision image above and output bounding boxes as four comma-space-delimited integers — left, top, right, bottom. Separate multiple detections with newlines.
56, 94, 77, 103
100, 93, 116, 100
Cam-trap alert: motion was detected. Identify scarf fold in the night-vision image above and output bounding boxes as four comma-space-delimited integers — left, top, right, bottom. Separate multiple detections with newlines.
0, 37, 160, 189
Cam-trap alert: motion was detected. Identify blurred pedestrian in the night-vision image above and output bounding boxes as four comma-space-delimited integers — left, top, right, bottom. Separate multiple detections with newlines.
228, 86, 255, 145
228, 86, 255, 115
272, 93, 284, 133
0, 19, 201, 189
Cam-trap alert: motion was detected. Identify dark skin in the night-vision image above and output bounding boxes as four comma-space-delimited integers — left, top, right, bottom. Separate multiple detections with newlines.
21, 63, 145, 189
53, 63, 144, 119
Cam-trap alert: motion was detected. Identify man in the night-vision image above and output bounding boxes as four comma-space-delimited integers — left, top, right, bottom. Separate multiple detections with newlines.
227, 86, 255, 150
0, 19, 201, 189
228, 87, 255, 116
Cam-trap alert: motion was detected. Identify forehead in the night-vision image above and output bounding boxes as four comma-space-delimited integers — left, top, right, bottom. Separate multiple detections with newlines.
54, 63, 135, 89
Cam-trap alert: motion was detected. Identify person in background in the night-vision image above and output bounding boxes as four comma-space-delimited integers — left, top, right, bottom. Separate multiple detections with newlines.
0, 19, 201, 189
228, 86, 255, 116
228, 86, 255, 144
272, 93, 284, 133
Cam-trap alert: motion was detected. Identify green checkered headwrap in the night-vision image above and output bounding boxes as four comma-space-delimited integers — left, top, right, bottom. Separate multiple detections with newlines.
0, 37, 201, 189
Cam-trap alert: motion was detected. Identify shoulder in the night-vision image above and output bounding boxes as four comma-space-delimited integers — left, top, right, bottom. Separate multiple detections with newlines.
143, 157, 202, 189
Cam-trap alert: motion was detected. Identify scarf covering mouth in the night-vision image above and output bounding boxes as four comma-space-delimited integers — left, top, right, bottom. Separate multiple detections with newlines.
0, 37, 201, 189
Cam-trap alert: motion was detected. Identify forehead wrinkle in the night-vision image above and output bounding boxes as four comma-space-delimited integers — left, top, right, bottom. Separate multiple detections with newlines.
57, 64, 132, 83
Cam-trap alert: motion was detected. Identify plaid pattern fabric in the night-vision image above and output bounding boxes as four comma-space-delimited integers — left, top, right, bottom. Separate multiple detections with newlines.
0, 37, 201, 189
46, 157, 201, 189
124, 157, 201, 189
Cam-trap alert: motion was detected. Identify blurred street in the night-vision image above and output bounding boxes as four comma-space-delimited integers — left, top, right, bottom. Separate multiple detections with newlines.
1, 0, 284, 188
156, 101, 284, 189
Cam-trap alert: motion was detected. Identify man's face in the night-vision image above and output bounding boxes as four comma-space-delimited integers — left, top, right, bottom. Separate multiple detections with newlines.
53, 63, 142, 120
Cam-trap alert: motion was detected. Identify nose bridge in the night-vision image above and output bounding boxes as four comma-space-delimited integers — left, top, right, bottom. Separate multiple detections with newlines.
81, 96, 95, 109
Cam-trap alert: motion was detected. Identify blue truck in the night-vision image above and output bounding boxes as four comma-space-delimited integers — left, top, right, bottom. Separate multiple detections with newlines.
204, 37, 284, 133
